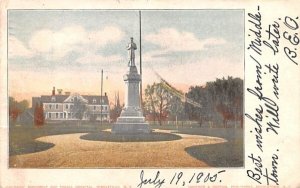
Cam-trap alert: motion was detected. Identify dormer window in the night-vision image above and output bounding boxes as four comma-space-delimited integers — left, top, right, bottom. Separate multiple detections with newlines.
51, 96, 56, 102
70, 98, 74, 102
93, 98, 96, 104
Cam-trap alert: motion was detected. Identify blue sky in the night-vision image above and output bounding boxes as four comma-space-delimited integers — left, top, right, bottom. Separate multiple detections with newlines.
8, 10, 244, 103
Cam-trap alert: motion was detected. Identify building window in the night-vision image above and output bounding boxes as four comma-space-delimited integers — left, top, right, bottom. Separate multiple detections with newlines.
51, 96, 56, 102
48, 113, 51, 119
94, 106, 96, 110
60, 113, 63, 118
71, 98, 74, 102
65, 104, 68, 109
70, 104, 73, 109
56, 104, 58, 109
93, 98, 96, 103
68, 112, 71, 118
49, 104, 52, 109
104, 106, 107, 111
56, 113, 58, 118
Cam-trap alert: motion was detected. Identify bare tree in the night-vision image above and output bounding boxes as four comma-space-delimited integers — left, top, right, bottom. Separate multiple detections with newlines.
144, 82, 172, 126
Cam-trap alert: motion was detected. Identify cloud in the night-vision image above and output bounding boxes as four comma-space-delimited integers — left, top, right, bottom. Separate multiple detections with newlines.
145, 28, 226, 52
75, 52, 123, 65
87, 26, 124, 47
28, 26, 87, 58
151, 57, 243, 87
142, 28, 231, 69
9, 25, 125, 60
8, 36, 34, 58
142, 50, 170, 65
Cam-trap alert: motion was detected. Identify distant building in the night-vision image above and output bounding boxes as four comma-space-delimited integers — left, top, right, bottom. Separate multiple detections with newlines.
17, 108, 34, 125
32, 87, 110, 121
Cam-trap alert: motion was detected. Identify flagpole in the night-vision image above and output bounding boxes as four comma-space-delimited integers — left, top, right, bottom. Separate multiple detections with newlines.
100, 69, 103, 126
139, 10, 143, 109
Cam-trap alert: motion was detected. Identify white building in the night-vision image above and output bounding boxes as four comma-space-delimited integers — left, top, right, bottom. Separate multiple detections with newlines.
32, 87, 110, 121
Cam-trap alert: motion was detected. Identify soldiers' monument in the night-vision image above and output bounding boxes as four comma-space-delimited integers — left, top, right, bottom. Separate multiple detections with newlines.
111, 37, 151, 134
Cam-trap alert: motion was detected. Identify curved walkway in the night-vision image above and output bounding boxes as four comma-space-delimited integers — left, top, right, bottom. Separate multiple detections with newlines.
9, 130, 227, 168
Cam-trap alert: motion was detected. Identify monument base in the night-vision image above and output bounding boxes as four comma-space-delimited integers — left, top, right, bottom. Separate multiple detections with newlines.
112, 107, 151, 134
111, 123, 151, 134
111, 42, 150, 134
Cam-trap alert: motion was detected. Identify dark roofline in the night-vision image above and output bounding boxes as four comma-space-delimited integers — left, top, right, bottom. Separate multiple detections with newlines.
37, 94, 109, 105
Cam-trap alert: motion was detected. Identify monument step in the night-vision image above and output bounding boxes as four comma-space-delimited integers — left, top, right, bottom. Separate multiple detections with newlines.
117, 117, 146, 123
112, 123, 151, 134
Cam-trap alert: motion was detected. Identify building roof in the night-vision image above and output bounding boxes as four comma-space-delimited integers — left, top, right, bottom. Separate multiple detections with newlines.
41, 95, 69, 103
39, 95, 109, 105
82, 95, 109, 105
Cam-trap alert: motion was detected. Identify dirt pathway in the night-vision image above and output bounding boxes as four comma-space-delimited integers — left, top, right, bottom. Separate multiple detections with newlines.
10, 130, 226, 168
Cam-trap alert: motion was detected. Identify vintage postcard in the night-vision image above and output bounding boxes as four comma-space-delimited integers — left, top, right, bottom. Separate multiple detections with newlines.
0, 0, 299, 187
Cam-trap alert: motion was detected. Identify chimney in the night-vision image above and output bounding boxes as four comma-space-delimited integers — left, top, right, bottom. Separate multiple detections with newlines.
104, 92, 107, 97
57, 89, 63, 95
52, 87, 55, 96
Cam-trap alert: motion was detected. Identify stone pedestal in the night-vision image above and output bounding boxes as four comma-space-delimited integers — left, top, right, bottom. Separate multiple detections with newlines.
111, 66, 151, 134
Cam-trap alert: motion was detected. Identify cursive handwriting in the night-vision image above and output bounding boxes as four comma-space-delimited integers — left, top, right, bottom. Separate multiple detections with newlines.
245, 5, 289, 185
282, 16, 299, 65
137, 170, 165, 188
247, 151, 279, 185
245, 105, 263, 152
265, 63, 279, 99
247, 6, 262, 56
136, 170, 226, 188
263, 21, 280, 55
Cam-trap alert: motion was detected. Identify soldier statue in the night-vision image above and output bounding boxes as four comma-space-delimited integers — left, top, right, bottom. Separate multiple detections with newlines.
127, 37, 137, 67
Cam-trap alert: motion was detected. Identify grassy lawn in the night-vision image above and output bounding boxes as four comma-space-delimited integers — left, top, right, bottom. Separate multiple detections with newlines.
182, 128, 243, 167
151, 125, 244, 167
9, 122, 110, 156
9, 122, 243, 167
80, 131, 181, 142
